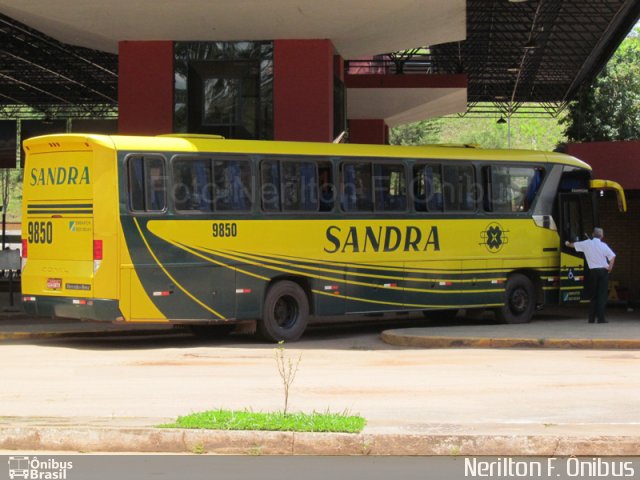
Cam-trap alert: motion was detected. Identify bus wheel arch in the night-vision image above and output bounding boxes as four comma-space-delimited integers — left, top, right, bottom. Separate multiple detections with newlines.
259, 277, 311, 342
495, 271, 538, 324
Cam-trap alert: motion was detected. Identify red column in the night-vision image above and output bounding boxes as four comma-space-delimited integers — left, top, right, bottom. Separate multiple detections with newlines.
118, 41, 174, 135
274, 40, 334, 142
348, 119, 389, 145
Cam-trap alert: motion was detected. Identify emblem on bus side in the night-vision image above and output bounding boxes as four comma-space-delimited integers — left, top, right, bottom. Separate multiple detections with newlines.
480, 222, 508, 253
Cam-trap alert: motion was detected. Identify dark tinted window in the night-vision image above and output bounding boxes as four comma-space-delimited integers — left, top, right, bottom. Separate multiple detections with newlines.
261, 160, 318, 212
261, 160, 281, 212
172, 158, 213, 212
128, 156, 166, 212
414, 164, 444, 212
374, 164, 406, 211
443, 165, 475, 212
214, 159, 252, 211
488, 166, 544, 213
342, 162, 373, 212
282, 161, 318, 211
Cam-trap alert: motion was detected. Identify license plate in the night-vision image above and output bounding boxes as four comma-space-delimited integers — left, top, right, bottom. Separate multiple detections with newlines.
46, 278, 62, 290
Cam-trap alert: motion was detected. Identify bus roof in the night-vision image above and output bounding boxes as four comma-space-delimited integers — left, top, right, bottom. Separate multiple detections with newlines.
23, 133, 591, 170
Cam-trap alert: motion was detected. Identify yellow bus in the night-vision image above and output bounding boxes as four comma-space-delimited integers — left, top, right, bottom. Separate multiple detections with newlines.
21, 134, 626, 341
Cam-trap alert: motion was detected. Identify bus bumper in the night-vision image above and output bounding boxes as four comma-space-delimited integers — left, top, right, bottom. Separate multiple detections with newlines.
22, 296, 121, 322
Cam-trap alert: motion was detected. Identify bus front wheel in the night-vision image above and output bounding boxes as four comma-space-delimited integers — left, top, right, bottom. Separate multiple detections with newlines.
495, 273, 535, 324
259, 281, 309, 342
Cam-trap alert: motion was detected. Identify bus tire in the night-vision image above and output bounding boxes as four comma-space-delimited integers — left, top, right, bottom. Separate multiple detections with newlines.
495, 273, 535, 324
259, 280, 309, 342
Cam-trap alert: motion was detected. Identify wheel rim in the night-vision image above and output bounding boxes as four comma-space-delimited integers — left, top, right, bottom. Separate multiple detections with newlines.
273, 295, 299, 329
509, 287, 529, 314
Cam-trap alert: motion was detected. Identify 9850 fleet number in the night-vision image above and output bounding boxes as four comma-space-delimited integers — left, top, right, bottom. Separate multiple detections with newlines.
212, 222, 237, 238
27, 221, 53, 244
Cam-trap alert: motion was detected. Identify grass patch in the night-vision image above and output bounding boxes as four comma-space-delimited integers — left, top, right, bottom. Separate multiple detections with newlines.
159, 409, 366, 433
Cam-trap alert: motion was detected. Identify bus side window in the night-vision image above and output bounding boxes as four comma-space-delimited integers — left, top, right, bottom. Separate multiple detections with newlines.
342, 162, 372, 212
282, 161, 318, 211
443, 164, 475, 212
214, 159, 252, 211
146, 159, 167, 211
374, 163, 406, 211
173, 158, 213, 212
261, 160, 281, 212
425, 164, 443, 212
129, 157, 145, 211
490, 166, 544, 213
318, 163, 334, 212
481, 166, 492, 212
128, 155, 166, 212
413, 164, 443, 212
261, 160, 319, 212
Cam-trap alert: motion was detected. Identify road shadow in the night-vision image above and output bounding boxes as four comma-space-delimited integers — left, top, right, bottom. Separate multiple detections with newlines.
3, 305, 599, 352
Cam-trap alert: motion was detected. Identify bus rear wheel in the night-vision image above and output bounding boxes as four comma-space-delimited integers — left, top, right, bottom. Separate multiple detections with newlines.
495, 273, 535, 324
259, 280, 309, 342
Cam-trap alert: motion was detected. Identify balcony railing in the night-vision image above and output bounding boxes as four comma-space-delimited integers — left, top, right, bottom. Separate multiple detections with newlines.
345, 53, 444, 75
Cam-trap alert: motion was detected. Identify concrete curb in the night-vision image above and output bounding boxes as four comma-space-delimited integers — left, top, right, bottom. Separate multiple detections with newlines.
0, 426, 639, 455
381, 331, 640, 349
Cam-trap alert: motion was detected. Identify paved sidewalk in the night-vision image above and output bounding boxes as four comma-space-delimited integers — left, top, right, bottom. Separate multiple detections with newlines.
1, 416, 639, 455
382, 306, 640, 349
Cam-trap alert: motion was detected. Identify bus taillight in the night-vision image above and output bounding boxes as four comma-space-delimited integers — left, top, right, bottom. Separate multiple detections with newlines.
93, 240, 103, 274
93, 240, 103, 260
21, 239, 27, 270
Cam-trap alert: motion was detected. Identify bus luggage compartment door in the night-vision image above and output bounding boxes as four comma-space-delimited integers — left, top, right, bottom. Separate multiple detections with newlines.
345, 263, 404, 313
558, 193, 594, 304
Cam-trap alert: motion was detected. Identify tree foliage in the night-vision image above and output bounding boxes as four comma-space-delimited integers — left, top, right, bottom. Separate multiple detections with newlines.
390, 115, 565, 151
389, 118, 442, 145
562, 27, 640, 142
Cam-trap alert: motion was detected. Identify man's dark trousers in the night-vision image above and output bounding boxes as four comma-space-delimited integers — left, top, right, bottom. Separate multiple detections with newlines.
589, 268, 609, 323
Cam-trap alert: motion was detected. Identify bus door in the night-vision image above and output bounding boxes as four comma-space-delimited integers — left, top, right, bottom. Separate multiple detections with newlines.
558, 192, 594, 304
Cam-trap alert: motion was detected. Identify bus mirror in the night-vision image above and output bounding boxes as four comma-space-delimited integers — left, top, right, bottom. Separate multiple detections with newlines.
590, 179, 627, 213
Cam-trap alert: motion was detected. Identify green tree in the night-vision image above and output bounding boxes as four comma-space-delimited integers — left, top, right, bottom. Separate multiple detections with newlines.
562, 27, 640, 142
389, 118, 442, 145
391, 115, 565, 151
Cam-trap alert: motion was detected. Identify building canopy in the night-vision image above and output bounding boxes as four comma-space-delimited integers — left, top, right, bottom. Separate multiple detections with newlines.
0, 0, 638, 117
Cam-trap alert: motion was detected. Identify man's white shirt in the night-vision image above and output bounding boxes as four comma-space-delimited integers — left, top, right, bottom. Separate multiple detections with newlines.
573, 238, 616, 270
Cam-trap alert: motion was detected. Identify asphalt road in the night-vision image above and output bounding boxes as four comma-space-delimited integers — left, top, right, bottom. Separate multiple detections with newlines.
1, 316, 640, 435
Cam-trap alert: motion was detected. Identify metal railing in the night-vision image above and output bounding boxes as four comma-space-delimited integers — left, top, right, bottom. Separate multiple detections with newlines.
345, 53, 442, 75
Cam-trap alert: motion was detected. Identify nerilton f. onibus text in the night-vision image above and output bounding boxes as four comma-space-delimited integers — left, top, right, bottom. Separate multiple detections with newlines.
465, 457, 636, 477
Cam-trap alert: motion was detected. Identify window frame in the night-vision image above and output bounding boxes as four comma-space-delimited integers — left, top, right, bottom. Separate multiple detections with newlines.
340, 159, 409, 214
413, 161, 477, 214
168, 153, 254, 215
482, 163, 546, 214
171, 155, 214, 214
126, 154, 168, 214
412, 161, 445, 213
260, 158, 321, 213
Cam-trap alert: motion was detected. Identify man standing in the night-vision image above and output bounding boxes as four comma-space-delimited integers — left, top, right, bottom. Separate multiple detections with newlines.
565, 228, 616, 324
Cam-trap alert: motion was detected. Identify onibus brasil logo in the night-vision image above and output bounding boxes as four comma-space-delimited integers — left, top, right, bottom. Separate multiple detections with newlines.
8, 456, 73, 479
